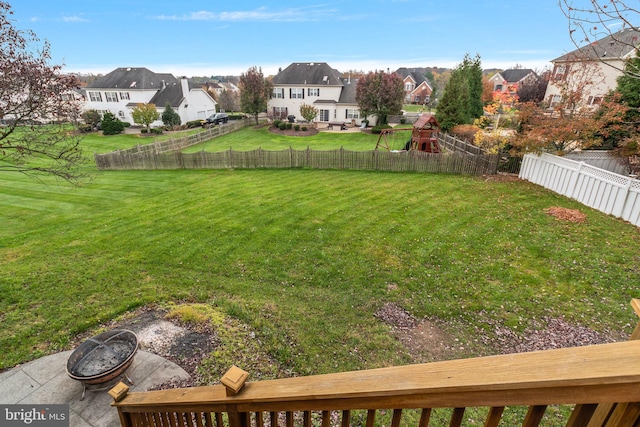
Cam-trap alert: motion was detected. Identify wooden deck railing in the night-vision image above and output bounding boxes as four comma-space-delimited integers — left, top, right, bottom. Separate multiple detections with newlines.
110, 299, 640, 427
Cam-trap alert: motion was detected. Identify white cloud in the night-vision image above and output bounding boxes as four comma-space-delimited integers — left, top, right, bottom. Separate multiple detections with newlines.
154, 5, 337, 22
61, 15, 89, 23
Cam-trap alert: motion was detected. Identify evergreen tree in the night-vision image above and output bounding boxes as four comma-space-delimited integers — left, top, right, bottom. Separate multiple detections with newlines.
435, 54, 484, 131
616, 56, 640, 123
101, 112, 124, 135
161, 103, 181, 127
436, 66, 469, 131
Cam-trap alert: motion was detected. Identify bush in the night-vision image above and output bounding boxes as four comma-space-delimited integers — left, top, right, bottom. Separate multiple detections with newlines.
186, 120, 203, 129
371, 124, 392, 134
122, 121, 131, 127
285, 122, 293, 130
150, 128, 163, 135
78, 123, 93, 133
302, 126, 308, 131
161, 103, 181, 127
272, 119, 282, 128
228, 114, 245, 121
278, 122, 286, 130
101, 112, 125, 135
140, 128, 148, 134
294, 124, 300, 131
451, 124, 479, 142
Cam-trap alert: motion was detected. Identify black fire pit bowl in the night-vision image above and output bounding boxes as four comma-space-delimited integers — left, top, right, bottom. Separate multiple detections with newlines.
66, 329, 138, 385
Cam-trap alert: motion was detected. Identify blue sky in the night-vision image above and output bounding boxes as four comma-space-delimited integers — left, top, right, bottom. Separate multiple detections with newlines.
11, 1, 579, 77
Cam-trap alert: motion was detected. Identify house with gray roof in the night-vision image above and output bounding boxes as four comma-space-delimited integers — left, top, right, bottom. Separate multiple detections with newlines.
488, 68, 538, 106
395, 68, 433, 105
83, 67, 217, 126
544, 28, 640, 109
268, 62, 367, 126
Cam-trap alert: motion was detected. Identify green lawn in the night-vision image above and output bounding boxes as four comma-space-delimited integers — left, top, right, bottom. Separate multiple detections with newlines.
2, 128, 640, 401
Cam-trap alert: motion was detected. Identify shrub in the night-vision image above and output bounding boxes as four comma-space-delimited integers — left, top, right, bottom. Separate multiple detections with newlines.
451, 124, 479, 142
294, 124, 300, 131
285, 122, 293, 130
400, 118, 406, 124
186, 120, 203, 129
371, 124, 392, 134
272, 119, 282, 128
150, 128, 163, 135
78, 123, 93, 133
278, 122, 286, 130
122, 121, 131, 127
161, 103, 181, 127
140, 128, 148, 134
228, 114, 245, 121
302, 126, 308, 131
101, 112, 125, 135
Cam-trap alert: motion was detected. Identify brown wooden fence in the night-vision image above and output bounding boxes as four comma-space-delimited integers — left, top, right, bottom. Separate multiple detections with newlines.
95, 147, 499, 175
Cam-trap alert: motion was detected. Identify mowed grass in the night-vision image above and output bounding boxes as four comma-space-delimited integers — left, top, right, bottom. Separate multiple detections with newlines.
1, 130, 640, 378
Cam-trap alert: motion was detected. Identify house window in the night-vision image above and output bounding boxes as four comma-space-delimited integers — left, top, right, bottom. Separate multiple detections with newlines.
118, 111, 125, 119
405, 83, 413, 91
61, 93, 73, 101
554, 65, 566, 81
319, 109, 329, 121
273, 106, 287, 119
345, 109, 359, 119
588, 96, 603, 106
307, 88, 320, 97
290, 88, 304, 99
119, 92, 130, 100
88, 91, 102, 102
105, 92, 118, 102
495, 84, 503, 92
272, 88, 284, 99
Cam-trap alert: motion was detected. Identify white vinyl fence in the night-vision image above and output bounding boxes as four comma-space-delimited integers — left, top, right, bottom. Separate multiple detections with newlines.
519, 152, 640, 227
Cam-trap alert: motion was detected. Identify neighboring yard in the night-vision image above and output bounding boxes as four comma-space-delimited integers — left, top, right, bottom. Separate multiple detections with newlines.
1, 127, 640, 425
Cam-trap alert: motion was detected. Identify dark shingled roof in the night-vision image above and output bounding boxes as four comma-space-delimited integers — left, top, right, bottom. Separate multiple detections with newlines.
272, 63, 344, 86
338, 78, 358, 104
87, 67, 178, 90
395, 68, 430, 86
501, 69, 535, 83
553, 28, 640, 62
149, 81, 184, 108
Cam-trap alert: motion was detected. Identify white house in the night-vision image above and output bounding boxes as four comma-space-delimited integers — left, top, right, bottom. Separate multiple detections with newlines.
544, 28, 640, 109
268, 62, 368, 126
83, 67, 217, 126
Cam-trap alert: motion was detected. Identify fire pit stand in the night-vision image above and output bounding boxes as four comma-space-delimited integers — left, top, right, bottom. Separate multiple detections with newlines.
66, 329, 138, 400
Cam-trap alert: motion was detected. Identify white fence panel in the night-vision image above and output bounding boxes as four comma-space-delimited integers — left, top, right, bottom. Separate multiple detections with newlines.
520, 153, 640, 227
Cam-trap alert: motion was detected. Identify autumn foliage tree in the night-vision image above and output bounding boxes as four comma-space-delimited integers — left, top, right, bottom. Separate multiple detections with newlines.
0, 1, 85, 182
299, 103, 318, 123
355, 70, 404, 125
239, 66, 272, 125
131, 103, 159, 131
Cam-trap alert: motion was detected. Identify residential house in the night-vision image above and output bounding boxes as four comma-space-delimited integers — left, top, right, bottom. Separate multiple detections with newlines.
83, 67, 217, 126
544, 28, 640, 109
268, 62, 367, 126
395, 68, 433, 105
488, 69, 538, 106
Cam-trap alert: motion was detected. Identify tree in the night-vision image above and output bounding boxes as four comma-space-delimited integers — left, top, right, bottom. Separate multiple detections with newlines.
161, 103, 181, 127
0, 1, 85, 183
101, 112, 124, 135
299, 103, 318, 123
218, 89, 239, 112
516, 71, 549, 104
239, 66, 272, 125
355, 70, 404, 125
82, 109, 101, 128
559, 0, 640, 78
131, 103, 159, 131
436, 66, 470, 132
436, 54, 484, 131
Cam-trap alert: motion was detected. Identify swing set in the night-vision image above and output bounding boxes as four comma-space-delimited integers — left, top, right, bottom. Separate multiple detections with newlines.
374, 113, 441, 153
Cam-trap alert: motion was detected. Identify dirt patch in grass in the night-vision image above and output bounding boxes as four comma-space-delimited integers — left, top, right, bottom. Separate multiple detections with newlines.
544, 206, 587, 223
375, 302, 622, 363
268, 126, 319, 137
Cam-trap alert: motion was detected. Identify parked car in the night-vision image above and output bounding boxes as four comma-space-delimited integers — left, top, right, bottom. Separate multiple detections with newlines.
205, 112, 228, 125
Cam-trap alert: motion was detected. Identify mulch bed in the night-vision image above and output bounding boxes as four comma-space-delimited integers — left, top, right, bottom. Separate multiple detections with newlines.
268, 126, 319, 137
